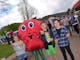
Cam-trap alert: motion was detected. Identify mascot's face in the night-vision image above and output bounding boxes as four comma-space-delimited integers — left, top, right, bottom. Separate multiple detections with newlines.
18, 19, 44, 51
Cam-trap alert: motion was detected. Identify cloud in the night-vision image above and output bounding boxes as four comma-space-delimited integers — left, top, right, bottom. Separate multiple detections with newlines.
0, 0, 78, 28
28, 0, 78, 18
0, 6, 23, 29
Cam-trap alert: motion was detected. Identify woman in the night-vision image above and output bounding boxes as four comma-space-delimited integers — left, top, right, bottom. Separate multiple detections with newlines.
10, 35, 28, 60
40, 22, 56, 60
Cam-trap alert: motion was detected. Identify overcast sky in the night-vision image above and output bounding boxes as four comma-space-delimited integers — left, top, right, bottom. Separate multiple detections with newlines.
28, 0, 78, 18
0, 0, 78, 28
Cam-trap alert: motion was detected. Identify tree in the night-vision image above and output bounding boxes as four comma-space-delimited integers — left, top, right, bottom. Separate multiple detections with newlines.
26, 3, 37, 19
18, 0, 37, 20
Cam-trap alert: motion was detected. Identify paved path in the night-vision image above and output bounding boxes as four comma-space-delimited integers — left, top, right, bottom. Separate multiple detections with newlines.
7, 36, 80, 60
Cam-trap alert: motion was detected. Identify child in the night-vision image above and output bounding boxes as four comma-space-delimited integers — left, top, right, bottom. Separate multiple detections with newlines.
10, 35, 28, 60
52, 20, 75, 60
40, 22, 56, 60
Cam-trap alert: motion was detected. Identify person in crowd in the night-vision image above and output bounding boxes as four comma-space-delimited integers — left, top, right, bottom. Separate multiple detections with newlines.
47, 20, 52, 30
8, 30, 15, 43
61, 16, 69, 29
46, 18, 54, 37
52, 20, 75, 60
9, 30, 14, 38
40, 22, 56, 60
47, 17, 54, 30
0, 38, 4, 44
61, 15, 72, 36
67, 15, 73, 35
10, 34, 28, 60
70, 12, 80, 36
4, 31, 11, 44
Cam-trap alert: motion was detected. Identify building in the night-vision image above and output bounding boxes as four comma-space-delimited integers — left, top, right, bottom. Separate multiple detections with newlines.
73, 0, 80, 11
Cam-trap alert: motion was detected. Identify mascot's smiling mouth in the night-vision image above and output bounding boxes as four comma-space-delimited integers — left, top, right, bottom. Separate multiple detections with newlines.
28, 35, 32, 39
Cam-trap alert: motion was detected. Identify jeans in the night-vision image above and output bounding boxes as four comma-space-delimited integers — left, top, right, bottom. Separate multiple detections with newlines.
59, 45, 75, 60
17, 53, 27, 60
73, 24, 79, 34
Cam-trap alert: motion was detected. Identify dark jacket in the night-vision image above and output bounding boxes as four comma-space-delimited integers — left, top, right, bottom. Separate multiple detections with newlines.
40, 29, 55, 49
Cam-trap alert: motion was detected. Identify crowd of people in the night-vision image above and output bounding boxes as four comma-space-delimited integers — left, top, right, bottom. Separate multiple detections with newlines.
60, 11, 80, 36
0, 30, 14, 44
0, 10, 80, 60
40, 19, 75, 60
40, 10, 80, 60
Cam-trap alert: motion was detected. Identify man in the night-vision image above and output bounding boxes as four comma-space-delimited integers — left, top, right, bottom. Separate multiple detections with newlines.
52, 20, 75, 60
70, 12, 80, 36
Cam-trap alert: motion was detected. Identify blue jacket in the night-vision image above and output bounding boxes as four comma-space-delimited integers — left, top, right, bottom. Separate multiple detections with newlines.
52, 26, 70, 47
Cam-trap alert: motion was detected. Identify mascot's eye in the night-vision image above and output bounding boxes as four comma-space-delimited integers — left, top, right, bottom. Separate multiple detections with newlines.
28, 22, 34, 28
21, 25, 26, 31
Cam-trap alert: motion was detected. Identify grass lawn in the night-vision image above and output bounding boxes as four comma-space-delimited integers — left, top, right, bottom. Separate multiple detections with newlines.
0, 44, 14, 58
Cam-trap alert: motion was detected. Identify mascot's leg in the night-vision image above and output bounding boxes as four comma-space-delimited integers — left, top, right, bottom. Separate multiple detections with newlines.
33, 51, 39, 60
38, 49, 46, 60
